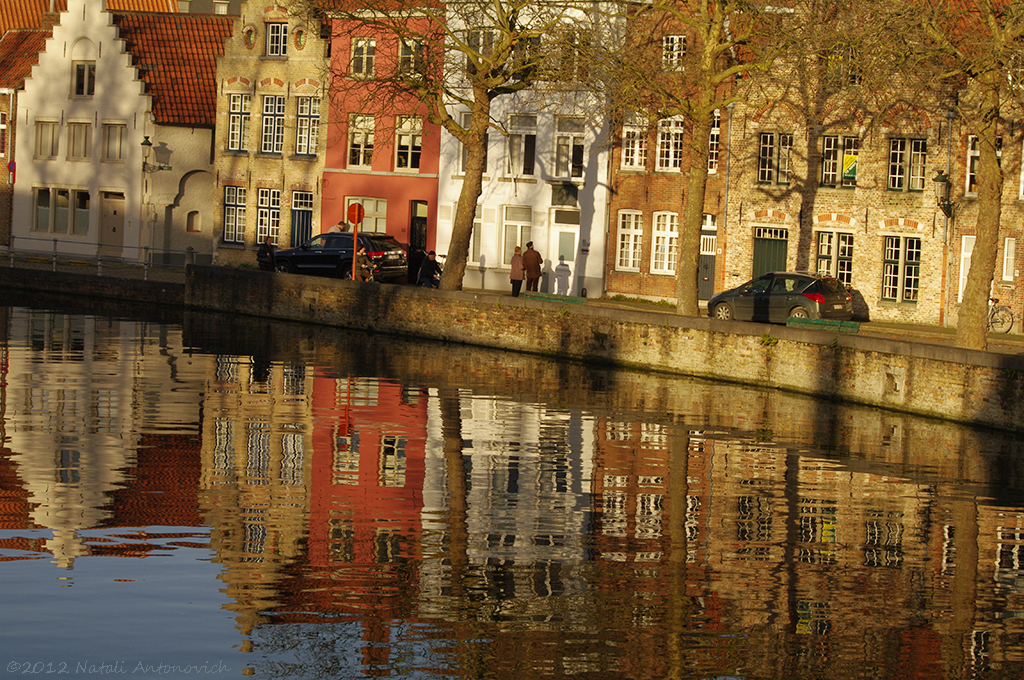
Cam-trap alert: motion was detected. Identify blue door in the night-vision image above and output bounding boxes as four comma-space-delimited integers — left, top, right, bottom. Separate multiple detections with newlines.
291, 207, 312, 246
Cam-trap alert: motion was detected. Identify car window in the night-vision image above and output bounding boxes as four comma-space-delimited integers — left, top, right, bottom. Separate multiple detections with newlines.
305, 235, 327, 248
742, 277, 771, 294
819, 278, 844, 295
771, 277, 805, 293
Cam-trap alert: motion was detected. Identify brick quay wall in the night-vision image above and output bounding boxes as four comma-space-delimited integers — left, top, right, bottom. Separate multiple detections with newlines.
1, 264, 1022, 433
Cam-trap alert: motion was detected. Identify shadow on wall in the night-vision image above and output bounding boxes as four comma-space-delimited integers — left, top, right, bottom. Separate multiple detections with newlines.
850, 287, 870, 321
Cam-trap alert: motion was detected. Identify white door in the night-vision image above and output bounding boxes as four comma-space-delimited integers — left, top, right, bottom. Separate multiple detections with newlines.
100, 192, 125, 258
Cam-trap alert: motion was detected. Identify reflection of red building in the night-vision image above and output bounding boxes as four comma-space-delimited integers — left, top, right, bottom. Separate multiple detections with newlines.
323, 18, 442, 252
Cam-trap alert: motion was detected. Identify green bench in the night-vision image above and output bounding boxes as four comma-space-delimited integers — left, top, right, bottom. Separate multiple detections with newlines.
523, 291, 587, 305
786, 318, 860, 333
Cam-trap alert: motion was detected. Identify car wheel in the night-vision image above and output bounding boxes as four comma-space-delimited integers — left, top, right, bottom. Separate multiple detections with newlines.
275, 261, 292, 273
338, 261, 353, 280
713, 303, 733, 321
789, 306, 810, 319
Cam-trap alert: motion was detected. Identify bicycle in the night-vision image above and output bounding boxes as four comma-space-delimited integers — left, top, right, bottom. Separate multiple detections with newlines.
988, 297, 1014, 334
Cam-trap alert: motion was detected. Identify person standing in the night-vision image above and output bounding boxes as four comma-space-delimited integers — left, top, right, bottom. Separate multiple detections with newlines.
356, 245, 373, 281
257, 236, 276, 271
509, 246, 525, 297
522, 241, 542, 292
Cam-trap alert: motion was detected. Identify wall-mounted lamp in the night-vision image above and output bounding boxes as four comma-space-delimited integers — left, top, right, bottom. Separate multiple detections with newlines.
933, 170, 955, 218
141, 136, 171, 172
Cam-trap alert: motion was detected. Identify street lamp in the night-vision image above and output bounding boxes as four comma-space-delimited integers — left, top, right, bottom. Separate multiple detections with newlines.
933, 169, 955, 218
141, 136, 171, 172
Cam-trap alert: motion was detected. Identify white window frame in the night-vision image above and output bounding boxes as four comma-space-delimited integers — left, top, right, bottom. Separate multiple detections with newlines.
32, 187, 89, 235
260, 95, 285, 154
617, 211, 643, 271
400, 38, 425, 75
67, 122, 91, 161
657, 116, 685, 171
662, 35, 686, 71
967, 135, 1002, 195
555, 116, 585, 179
295, 96, 320, 156
72, 61, 95, 97
0, 112, 7, 157
266, 23, 288, 57
223, 186, 246, 244
507, 114, 537, 177
35, 120, 59, 159
257, 188, 281, 243
815, 231, 854, 285
102, 123, 126, 161
348, 114, 374, 168
395, 115, 422, 171
502, 206, 532, 265
758, 131, 793, 184
707, 110, 720, 174
228, 94, 251, 152
621, 116, 647, 170
822, 135, 859, 187
1003, 237, 1016, 282
651, 212, 679, 275
883, 235, 922, 302
346, 197, 387, 233
888, 138, 927, 191
958, 234, 974, 303
351, 38, 376, 78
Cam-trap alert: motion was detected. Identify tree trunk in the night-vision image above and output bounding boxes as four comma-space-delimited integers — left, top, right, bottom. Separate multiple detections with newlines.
955, 78, 1003, 351
675, 109, 713, 317
440, 95, 491, 291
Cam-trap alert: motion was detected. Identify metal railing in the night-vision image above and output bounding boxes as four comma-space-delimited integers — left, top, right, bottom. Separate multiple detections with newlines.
0, 235, 200, 283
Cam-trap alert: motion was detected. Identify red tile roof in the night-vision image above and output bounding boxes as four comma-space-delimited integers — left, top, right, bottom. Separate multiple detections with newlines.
113, 12, 234, 126
0, 1, 178, 35
0, 28, 49, 89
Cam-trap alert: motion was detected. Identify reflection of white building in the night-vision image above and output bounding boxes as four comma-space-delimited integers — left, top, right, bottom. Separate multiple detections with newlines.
419, 390, 596, 622
3, 309, 205, 568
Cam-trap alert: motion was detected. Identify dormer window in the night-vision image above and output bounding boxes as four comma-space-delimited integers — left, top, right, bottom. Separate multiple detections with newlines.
73, 61, 95, 97
266, 23, 288, 57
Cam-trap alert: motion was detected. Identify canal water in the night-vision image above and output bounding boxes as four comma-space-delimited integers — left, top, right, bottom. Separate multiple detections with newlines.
2, 298, 1024, 679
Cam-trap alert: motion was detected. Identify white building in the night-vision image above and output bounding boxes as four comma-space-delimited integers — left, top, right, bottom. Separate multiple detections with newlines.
10, 1, 233, 265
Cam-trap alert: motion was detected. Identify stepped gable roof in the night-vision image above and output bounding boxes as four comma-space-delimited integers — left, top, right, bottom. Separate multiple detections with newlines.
0, 27, 50, 89
112, 12, 234, 126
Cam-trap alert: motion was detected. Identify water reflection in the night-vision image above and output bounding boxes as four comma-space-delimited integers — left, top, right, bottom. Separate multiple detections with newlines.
2, 301, 1024, 678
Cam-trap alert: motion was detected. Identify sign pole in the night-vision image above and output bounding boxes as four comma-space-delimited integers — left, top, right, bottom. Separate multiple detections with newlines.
347, 203, 366, 280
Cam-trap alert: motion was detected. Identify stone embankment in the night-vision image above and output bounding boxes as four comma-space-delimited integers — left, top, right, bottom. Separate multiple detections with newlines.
1, 264, 1022, 433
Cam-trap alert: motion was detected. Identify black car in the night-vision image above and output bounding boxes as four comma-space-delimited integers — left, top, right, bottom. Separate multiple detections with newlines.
707, 272, 853, 323
274, 233, 408, 282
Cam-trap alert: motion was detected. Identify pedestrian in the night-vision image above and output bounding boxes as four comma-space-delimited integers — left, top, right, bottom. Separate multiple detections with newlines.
522, 241, 542, 292
418, 250, 442, 288
356, 245, 373, 281
257, 236, 276, 271
509, 245, 525, 297
407, 247, 426, 284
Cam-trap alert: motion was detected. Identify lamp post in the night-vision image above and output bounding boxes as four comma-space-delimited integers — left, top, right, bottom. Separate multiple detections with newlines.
933, 170, 955, 219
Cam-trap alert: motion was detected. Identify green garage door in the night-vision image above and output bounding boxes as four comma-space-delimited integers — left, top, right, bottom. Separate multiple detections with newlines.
752, 227, 789, 278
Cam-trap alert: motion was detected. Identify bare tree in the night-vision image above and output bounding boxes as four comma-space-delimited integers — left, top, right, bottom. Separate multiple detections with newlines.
302, 0, 604, 290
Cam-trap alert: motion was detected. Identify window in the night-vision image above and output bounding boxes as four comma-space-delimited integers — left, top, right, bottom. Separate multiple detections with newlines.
822, 136, 859, 187
825, 45, 861, 87
33, 188, 89, 235
348, 114, 374, 168
651, 212, 679, 275
260, 95, 285, 154
395, 116, 422, 170
507, 114, 536, 176
555, 116, 585, 179
708, 110, 721, 173
214, 1, 228, 13
68, 123, 91, 160
511, 36, 541, 81
555, 29, 588, 79
502, 206, 532, 265
102, 124, 126, 161
467, 29, 495, 68
266, 23, 288, 57
662, 35, 686, 71
621, 117, 648, 170
657, 116, 685, 171
958, 235, 974, 302
346, 197, 387, 232
967, 135, 1002, 194
223, 186, 246, 244
816, 232, 853, 284
227, 94, 250, 152
882, 236, 921, 302
887, 138, 927, 191
617, 211, 643, 271
257, 188, 281, 243
351, 38, 375, 78
400, 38, 425, 75
35, 121, 59, 159
295, 97, 320, 155
72, 61, 95, 97
0, 112, 7, 156
1004, 238, 1016, 282
758, 132, 793, 184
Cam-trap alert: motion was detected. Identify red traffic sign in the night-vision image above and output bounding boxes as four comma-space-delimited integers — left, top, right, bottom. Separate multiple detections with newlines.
347, 203, 365, 225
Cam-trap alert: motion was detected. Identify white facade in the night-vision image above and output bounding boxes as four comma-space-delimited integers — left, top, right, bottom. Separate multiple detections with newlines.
11, 0, 217, 264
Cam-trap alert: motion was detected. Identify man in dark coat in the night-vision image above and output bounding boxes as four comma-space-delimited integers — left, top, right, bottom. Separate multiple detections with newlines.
522, 241, 543, 292
257, 236, 276, 271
